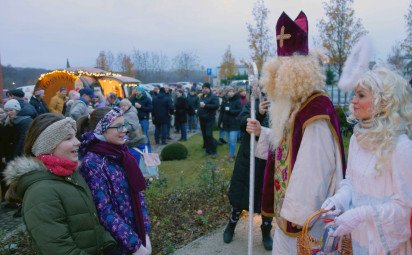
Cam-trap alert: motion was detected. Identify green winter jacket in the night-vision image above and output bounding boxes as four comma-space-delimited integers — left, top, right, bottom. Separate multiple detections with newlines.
4, 157, 116, 255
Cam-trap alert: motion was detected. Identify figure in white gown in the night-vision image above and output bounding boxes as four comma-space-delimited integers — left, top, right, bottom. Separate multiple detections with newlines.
322, 67, 412, 255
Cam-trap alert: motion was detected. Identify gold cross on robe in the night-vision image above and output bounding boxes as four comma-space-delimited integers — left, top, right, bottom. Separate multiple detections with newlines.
276, 26, 291, 48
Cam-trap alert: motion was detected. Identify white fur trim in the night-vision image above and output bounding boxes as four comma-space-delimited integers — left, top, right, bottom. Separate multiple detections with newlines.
338, 35, 374, 92
3, 157, 46, 185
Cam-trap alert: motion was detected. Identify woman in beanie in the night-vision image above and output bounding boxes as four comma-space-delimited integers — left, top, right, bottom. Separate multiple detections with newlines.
79, 107, 151, 255
4, 99, 32, 157
3, 113, 116, 255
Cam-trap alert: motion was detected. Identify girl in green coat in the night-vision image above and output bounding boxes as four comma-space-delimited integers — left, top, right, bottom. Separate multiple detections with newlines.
4, 113, 116, 255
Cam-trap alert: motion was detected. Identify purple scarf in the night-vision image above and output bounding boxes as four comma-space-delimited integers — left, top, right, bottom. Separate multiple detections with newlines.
87, 140, 147, 246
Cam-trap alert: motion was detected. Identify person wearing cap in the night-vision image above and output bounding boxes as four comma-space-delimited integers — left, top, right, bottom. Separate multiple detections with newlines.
70, 87, 95, 121
79, 107, 152, 255
9, 89, 37, 119
187, 86, 200, 133
130, 86, 153, 147
3, 113, 116, 254
49, 87, 67, 114
29, 89, 49, 115
247, 12, 346, 253
198, 82, 219, 157
4, 99, 33, 157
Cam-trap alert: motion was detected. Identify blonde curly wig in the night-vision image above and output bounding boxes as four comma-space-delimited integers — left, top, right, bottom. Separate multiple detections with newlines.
349, 67, 412, 173
260, 53, 326, 141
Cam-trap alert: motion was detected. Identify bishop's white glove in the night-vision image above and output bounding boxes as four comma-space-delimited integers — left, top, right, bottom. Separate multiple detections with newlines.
332, 206, 370, 237
133, 245, 149, 255
146, 234, 152, 254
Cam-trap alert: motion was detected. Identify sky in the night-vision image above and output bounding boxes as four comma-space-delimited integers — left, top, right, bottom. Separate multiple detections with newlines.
0, 0, 410, 72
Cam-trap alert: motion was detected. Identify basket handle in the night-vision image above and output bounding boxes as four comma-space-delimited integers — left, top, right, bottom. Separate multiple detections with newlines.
301, 209, 327, 236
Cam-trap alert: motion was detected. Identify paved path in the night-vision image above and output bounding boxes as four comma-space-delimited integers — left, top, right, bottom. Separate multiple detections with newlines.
174, 214, 273, 255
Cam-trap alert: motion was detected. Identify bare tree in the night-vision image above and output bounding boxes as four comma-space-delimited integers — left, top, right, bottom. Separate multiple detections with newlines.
219, 45, 238, 83
317, 0, 367, 105
246, 0, 273, 76
172, 50, 200, 80
96, 51, 109, 71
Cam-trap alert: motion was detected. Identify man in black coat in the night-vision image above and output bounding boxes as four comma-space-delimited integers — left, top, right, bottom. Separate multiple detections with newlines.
29, 89, 49, 115
197, 83, 219, 157
130, 87, 153, 146
187, 87, 200, 133
152, 87, 173, 145
9, 89, 37, 119
223, 98, 273, 251
174, 89, 189, 141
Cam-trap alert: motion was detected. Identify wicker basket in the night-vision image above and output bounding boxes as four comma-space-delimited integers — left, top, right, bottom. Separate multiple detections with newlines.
297, 209, 352, 255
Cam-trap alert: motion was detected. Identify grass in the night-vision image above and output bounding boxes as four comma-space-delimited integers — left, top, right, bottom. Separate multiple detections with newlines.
156, 132, 236, 193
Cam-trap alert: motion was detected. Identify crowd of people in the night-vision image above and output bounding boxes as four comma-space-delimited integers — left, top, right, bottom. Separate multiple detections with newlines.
0, 80, 248, 254
1, 10, 412, 255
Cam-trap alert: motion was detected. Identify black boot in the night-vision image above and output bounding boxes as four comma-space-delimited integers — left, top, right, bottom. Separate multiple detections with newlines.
223, 221, 237, 243
261, 217, 273, 250
223, 209, 241, 243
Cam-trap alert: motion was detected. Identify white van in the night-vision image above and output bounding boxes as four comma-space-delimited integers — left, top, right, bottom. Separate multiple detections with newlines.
16, 85, 35, 101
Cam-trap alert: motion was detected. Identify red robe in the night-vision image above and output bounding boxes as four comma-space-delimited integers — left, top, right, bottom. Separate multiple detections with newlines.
261, 92, 346, 235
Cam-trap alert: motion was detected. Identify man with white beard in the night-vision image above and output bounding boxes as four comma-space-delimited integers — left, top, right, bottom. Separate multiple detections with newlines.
246, 11, 346, 254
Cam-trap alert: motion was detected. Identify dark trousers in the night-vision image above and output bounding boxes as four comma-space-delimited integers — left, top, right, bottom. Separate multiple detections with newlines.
199, 118, 217, 154
179, 122, 187, 140
155, 123, 168, 144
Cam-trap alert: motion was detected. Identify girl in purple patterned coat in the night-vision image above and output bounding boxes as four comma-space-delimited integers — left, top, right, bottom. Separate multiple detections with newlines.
78, 107, 151, 255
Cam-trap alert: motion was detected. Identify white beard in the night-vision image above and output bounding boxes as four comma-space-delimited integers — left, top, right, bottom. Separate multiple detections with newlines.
268, 97, 292, 149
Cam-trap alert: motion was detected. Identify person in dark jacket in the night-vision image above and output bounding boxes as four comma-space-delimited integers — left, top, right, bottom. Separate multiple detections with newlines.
218, 86, 242, 161
152, 87, 173, 145
0, 107, 14, 201
9, 89, 37, 119
3, 113, 116, 255
223, 98, 273, 250
130, 87, 153, 146
198, 83, 219, 157
29, 89, 49, 115
174, 89, 189, 141
4, 99, 32, 157
187, 87, 200, 133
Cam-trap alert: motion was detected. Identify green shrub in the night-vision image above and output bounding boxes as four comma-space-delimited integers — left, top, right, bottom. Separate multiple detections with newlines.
160, 142, 188, 161
335, 105, 353, 136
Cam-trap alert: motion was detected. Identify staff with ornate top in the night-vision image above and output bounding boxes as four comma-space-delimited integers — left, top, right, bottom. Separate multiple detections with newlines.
247, 62, 260, 255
